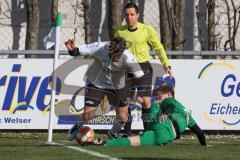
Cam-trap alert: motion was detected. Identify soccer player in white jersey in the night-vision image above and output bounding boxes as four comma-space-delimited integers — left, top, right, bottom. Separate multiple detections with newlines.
65, 37, 144, 141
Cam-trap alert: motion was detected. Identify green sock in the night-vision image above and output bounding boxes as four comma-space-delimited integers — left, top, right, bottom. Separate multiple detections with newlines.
106, 138, 131, 146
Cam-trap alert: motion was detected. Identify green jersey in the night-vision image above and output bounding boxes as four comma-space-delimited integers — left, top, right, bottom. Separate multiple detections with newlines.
107, 98, 206, 147
107, 97, 206, 147
148, 98, 196, 133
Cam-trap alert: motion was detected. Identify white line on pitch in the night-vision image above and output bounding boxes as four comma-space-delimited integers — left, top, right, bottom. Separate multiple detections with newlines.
48, 142, 122, 160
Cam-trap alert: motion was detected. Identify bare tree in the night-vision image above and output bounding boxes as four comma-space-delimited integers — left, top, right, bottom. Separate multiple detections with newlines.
159, 0, 172, 50
215, 7, 224, 51
196, 4, 207, 51
196, 0, 217, 52
72, 0, 91, 44
0, 1, 2, 16
223, 0, 240, 51
159, 0, 186, 51
215, 33, 223, 51
172, 0, 186, 50
82, 0, 91, 43
108, 0, 122, 40
51, 0, 58, 25
207, 0, 215, 50
25, 0, 39, 58
0, 0, 11, 20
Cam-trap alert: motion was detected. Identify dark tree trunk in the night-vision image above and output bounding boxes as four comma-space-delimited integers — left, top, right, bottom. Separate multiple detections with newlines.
207, 0, 215, 50
51, 0, 58, 25
108, 0, 122, 40
159, 0, 172, 50
25, 0, 39, 58
82, 0, 91, 43
173, 0, 185, 50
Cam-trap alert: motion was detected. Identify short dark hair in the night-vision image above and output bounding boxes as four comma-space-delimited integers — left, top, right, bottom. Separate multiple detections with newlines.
124, 3, 139, 13
153, 83, 175, 97
109, 37, 126, 54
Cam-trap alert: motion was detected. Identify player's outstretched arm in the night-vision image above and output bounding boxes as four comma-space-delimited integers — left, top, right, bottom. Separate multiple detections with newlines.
189, 124, 207, 146
147, 26, 173, 79
65, 39, 80, 56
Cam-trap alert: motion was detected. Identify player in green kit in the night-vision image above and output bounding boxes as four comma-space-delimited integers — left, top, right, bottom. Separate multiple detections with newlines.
103, 79, 207, 147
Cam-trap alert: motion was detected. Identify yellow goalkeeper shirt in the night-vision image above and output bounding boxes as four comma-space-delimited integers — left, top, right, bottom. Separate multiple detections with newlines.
115, 22, 170, 68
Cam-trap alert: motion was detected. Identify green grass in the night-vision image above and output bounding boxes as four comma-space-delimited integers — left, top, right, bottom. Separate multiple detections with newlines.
0, 132, 239, 160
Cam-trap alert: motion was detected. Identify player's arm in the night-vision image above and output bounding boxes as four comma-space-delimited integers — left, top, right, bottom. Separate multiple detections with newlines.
188, 117, 207, 146
65, 39, 79, 56
188, 124, 206, 146
65, 39, 106, 56
147, 26, 172, 78
159, 104, 175, 123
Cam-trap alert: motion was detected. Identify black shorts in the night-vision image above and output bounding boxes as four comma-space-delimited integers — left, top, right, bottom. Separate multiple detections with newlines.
127, 61, 153, 97
84, 83, 128, 107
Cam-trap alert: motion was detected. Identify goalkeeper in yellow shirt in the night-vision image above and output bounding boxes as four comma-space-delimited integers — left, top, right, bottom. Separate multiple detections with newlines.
108, 3, 173, 138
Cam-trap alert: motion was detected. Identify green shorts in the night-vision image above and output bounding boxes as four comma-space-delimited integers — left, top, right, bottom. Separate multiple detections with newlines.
140, 119, 175, 146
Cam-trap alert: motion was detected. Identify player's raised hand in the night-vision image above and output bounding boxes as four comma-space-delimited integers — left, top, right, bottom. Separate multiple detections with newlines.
65, 39, 75, 52
166, 66, 173, 80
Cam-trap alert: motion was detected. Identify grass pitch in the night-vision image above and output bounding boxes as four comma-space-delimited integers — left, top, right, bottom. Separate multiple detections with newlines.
0, 132, 239, 160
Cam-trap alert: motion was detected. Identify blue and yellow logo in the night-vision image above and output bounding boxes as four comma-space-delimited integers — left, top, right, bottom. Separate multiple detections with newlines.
8, 102, 34, 114
198, 62, 236, 79
198, 62, 240, 127
0, 64, 61, 115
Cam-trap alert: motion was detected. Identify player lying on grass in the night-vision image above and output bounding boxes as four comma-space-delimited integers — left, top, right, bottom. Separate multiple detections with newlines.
92, 80, 207, 146
65, 37, 144, 141
105, 83, 206, 146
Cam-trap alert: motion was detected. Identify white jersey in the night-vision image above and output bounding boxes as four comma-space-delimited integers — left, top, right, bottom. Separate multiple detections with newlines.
77, 42, 144, 89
